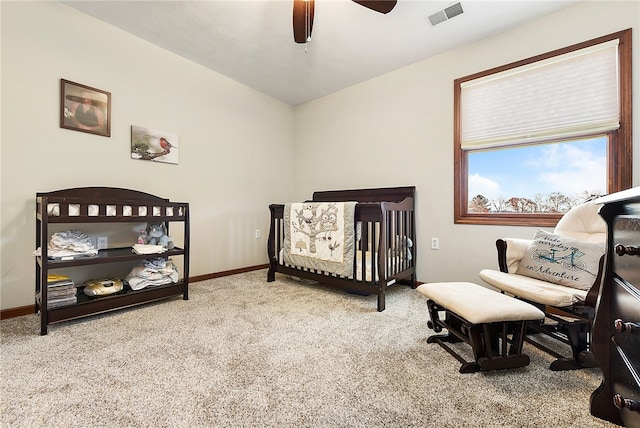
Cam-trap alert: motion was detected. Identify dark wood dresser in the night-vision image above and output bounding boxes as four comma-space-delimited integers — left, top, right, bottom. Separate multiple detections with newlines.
591, 187, 640, 428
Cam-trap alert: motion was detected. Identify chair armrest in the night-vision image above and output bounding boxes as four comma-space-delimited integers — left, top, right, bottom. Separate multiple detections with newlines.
584, 255, 605, 308
496, 238, 532, 274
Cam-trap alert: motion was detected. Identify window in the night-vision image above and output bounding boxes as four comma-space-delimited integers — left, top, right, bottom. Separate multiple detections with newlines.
454, 29, 632, 226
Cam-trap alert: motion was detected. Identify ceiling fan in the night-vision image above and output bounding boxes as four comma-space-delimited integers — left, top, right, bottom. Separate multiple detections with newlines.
293, 0, 397, 43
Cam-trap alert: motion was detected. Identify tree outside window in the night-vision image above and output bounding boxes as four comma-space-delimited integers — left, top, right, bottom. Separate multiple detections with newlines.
467, 136, 607, 213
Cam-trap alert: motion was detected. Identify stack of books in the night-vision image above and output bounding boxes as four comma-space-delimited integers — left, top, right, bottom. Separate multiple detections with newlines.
37, 274, 77, 309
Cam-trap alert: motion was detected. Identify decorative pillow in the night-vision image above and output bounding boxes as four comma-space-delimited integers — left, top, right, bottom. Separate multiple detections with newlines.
515, 229, 604, 291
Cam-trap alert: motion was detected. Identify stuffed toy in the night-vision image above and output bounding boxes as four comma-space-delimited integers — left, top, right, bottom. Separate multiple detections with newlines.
145, 222, 174, 249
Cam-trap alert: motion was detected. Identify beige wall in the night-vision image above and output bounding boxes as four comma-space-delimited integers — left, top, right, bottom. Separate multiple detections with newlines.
1, 2, 295, 310
294, 0, 640, 285
1, 1, 639, 311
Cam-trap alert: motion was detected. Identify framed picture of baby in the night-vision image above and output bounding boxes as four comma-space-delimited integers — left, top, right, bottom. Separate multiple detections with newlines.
60, 79, 111, 137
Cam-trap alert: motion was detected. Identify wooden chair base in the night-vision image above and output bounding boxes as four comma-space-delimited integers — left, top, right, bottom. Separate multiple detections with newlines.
426, 300, 532, 373
523, 303, 598, 371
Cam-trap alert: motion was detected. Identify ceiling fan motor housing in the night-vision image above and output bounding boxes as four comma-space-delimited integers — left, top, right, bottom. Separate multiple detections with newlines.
293, 0, 397, 44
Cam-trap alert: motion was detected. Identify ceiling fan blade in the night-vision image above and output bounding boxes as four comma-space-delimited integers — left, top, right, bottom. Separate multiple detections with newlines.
293, 0, 315, 44
352, 0, 397, 14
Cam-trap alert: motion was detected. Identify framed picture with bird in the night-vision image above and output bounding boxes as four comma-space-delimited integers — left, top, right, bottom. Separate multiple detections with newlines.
130, 125, 179, 165
60, 79, 111, 137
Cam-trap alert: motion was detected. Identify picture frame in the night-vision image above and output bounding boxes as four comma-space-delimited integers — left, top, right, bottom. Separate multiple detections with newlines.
60, 79, 111, 137
131, 125, 179, 165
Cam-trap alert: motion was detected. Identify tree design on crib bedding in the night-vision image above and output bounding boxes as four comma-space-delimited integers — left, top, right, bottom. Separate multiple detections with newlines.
291, 203, 340, 255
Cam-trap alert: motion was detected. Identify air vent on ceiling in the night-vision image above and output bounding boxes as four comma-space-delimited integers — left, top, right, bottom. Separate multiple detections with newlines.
427, 2, 464, 27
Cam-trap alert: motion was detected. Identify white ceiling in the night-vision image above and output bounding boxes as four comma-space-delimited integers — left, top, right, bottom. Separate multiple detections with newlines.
64, 0, 578, 106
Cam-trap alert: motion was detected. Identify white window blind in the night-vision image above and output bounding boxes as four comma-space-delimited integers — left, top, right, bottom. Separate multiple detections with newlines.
460, 39, 620, 150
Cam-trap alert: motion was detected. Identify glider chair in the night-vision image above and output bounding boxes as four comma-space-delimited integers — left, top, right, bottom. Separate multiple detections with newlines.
479, 201, 607, 371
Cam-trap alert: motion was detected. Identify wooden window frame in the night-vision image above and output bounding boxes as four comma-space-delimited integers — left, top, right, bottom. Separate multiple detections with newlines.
454, 29, 632, 227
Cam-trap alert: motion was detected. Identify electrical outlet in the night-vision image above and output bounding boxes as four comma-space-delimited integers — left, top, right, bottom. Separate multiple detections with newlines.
96, 236, 108, 249
431, 237, 439, 250
255, 229, 261, 239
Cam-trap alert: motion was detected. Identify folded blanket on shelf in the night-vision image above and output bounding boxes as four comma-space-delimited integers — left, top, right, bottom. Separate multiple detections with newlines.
132, 244, 167, 255
32, 230, 98, 259
126, 258, 179, 290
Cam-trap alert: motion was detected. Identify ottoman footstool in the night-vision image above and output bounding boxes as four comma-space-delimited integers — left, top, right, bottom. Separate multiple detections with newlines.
417, 282, 545, 373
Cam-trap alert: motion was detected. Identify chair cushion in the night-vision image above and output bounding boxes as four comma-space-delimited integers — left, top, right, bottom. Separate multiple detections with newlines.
554, 200, 606, 245
417, 281, 544, 324
515, 229, 603, 291
479, 269, 588, 307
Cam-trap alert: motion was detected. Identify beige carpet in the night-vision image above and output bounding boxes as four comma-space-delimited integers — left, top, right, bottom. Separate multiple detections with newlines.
1, 269, 617, 427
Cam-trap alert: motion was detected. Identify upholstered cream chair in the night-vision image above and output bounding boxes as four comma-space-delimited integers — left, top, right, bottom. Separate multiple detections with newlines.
479, 201, 607, 370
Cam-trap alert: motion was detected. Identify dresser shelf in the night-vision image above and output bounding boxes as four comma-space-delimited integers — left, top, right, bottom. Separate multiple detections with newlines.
37, 247, 186, 268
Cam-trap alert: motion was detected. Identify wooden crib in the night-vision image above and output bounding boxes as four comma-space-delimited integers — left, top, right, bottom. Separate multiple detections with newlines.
267, 186, 417, 311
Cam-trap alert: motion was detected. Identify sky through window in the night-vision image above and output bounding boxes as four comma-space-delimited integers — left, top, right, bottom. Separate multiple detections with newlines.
468, 137, 607, 206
